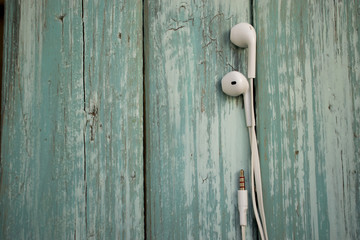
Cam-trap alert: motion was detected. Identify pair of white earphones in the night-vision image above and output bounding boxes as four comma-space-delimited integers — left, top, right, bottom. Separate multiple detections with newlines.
221, 23, 268, 240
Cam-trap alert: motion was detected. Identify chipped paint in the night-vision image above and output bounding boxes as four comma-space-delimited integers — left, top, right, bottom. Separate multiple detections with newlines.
256, 0, 360, 239
1, 0, 359, 239
145, 0, 253, 239
1, 0, 143, 239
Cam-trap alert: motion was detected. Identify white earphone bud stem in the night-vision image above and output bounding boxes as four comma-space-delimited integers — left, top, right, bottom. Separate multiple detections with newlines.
243, 89, 252, 127
248, 44, 256, 78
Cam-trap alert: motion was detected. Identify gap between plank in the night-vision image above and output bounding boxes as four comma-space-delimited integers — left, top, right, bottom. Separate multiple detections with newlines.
142, 0, 147, 239
81, 0, 88, 235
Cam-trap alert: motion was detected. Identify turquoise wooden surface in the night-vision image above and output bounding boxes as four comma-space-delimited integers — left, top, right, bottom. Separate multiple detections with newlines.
0, 0, 144, 239
83, 0, 144, 238
145, 0, 256, 239
1, 0, 360, 239
255, 0, 360, 239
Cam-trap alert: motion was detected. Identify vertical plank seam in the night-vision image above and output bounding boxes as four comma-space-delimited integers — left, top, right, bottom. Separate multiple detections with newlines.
250, 0, 254, 27
252, 1, 261, 240
81, 0, 88, 236
82, 1, 86, 112
142, 0, 147, 239
0, 1, 8, 196
250, 0, 256, 124
0, 3, 3, 169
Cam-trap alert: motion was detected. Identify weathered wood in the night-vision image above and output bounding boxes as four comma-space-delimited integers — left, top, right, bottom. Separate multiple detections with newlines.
1, 1, 86, 238
2, 0, 359, 239
0, 0, 144, 239
145, 0, 256, 239
83, 0, 144, 238
255, 0, 360, 239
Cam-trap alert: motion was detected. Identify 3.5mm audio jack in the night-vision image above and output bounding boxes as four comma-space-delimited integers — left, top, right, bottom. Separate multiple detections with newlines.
239, 169, 246, 190
238, 169, 248, 239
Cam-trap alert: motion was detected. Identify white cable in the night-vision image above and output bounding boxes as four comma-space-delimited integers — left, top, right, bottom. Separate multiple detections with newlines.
241, 225, 246, 239
238, 190, 247, 239
249, 128, 265, 240
251, 127, 268, 240
249, 78, 268, 240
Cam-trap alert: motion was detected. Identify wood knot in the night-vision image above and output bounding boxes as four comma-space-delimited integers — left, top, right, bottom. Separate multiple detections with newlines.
57, 14, 66, 23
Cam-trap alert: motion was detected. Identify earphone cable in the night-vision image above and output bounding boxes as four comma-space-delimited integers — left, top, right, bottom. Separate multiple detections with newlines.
251, 127, 268, 240
241, 226, 246, 240
249, 127, 265, 240
249, 78, 268, 240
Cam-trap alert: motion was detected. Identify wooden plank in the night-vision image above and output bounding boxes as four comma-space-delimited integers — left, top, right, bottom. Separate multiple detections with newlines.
82, 0, 144, 239
0, 0, 144, 239
0, 0, 86, 239
145, 0, 255, 238
254, 0, 360, 239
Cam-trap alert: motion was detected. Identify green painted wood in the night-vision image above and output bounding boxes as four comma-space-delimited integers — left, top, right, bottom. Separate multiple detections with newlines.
145, 0, 257, 239
255, 0, 360, 239
0, 0, 144, 239
2, 1, 359, 239
1, 1, 86, 238
82, 0, 144, 238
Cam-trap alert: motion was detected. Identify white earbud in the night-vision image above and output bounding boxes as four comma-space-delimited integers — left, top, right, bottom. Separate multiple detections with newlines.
230, 23, 256, 78
221, 71, 248, 96
222, 22, 256, 126
221, 71, 252, 126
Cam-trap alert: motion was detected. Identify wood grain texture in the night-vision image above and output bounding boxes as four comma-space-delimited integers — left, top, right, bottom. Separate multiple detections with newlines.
2, 1, 359, 239
83, 0, 144, 238
145, 0, 256, 239
0, 0, 144, 239
255, 0, 360, 239
1, 1, 86, 238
